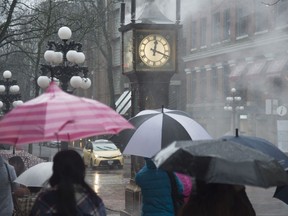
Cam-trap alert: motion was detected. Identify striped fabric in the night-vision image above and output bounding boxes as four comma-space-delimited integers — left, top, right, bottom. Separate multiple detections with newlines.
0, 82, 134, 145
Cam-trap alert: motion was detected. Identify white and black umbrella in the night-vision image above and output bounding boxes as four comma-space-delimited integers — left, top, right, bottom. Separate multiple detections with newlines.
112, 108, 212, 158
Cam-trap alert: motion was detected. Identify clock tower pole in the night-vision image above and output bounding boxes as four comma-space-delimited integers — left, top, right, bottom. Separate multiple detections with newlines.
119, 0, 182, 215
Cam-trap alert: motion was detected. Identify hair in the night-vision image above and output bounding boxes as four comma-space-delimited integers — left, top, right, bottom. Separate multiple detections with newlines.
49, 150, 101, 216
178, 180, 255, 216
178, 181, 234, 216
8, 156, 25, 176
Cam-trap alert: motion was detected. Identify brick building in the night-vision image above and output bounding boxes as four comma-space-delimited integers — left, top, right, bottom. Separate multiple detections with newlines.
181, 0, 288, 150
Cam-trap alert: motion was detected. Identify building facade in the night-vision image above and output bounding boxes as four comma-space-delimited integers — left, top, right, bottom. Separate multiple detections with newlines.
182, 0, 288, 150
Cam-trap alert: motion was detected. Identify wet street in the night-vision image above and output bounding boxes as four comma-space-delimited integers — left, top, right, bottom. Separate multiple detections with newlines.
85, 167, 129, 215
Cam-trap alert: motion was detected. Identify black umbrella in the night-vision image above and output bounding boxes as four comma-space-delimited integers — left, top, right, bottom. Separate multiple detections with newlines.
222, 129, 288, 169
110, 108, 212, 158
153, 139, 288, 188
222, 129, 288, 204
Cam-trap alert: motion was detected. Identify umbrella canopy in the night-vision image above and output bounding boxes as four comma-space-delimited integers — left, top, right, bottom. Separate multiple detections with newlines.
14, 162, 53, 187
153, 139, 288, 188
112, 108, 212, 158
0, 82, 134, 145
222, 129, 288, 169
0, 150, 45, 169
222, 129, 288, 205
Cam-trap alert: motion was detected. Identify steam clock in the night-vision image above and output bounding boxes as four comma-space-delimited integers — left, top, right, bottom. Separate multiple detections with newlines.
119, 0, 181, 215
120, 1, 180, 116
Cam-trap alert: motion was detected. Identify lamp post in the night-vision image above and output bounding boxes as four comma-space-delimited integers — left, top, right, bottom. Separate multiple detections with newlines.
37, 26, 91, 93
38, 26, 91, 150
0, 70, 23, 114
224, 88, 244, 133
0, 70, 23, 153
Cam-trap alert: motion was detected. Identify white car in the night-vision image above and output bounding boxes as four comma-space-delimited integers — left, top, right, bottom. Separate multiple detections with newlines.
83, 139, 123, 169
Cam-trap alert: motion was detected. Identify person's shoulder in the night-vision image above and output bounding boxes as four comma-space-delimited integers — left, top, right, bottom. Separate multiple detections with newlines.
35, 187, 57, 201
4, 161, 14, 169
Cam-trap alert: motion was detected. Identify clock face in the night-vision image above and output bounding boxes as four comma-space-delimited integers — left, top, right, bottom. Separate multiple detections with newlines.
138, 34, 171, 67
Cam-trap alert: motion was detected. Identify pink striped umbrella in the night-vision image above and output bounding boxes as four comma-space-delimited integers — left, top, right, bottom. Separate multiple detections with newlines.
0, 82, 134, 145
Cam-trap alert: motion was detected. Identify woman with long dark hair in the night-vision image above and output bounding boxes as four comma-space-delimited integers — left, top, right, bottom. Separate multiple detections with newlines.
30, 150, 106, 216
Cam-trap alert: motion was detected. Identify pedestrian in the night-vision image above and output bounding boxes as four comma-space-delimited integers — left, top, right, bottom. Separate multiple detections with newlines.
8, 156, 31, 198
135, 158, 183, 216
8, 155, 32, 216
30, 149, 106, 216
0, 155, 17, 216
16, 187, 41, 216
9, 156, 42, 215
175, 173, 192, 203
178, 180, 256, 216
9, 155, 26, 176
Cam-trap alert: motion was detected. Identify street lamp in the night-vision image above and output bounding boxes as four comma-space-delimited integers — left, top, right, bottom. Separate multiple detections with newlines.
38, 26, 91, 151
224, 88, 244, 133
0, 70, 23, 114
38, 26, 91, 93
0, 70, 23, 153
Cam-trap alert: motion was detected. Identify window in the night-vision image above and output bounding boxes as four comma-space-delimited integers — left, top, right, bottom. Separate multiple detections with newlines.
255, 12, 267, 32
255, 3, 268, 32
223, 64, 230, 97
212, 12, 221, 43
191, 21, 197, 49
200, 69, 207, 100
191, 71, 197, 103
200, 18, 207, 46
236, 7, 248, 37
223, 9, 230, 40
276, 0, 288, 27
211, 67, 218, 101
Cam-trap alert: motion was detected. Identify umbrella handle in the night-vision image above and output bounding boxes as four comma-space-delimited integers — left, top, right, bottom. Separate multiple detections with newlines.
236, 128, 239, 137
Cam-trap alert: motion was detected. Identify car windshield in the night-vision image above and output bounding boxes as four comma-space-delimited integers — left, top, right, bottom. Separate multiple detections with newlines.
92, 143, 118, 151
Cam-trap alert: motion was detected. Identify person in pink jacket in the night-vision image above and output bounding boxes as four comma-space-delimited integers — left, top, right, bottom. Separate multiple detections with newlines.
175, 173, 193, 203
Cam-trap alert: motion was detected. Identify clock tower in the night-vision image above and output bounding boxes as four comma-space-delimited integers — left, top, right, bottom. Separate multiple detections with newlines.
119, 0, 181, 116
119, 0, 182, 215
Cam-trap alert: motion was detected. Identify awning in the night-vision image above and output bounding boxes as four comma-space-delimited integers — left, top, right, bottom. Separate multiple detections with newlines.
266, 57, 288, 77
246, 60, 266, 77
229, 62, 247, 80
115, 90, 131, 115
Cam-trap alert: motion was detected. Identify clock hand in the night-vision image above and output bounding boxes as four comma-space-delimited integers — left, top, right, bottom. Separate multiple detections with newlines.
150, 48, 169, 58
152, 36, 158, 56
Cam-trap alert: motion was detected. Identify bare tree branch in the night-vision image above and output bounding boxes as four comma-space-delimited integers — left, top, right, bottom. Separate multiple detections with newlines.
261, 0, 282, 6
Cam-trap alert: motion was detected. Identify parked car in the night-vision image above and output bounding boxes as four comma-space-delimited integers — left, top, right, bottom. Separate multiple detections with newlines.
83, 139, 123, 169
47, 141, 61, 148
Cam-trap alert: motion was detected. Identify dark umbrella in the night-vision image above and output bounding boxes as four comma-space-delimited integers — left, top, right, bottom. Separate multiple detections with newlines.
153, 139, 288, 188
222, 129, 288, 204
222, 129, 288, 169
110, 107, 212, 158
